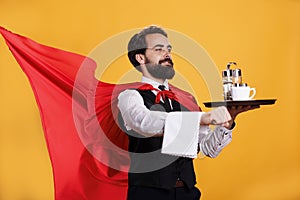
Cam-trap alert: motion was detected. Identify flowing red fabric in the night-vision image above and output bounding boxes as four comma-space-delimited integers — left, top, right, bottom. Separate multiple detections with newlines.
0, 27, 200, 200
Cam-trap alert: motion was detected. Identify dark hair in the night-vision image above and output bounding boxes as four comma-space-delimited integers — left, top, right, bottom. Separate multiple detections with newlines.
127, 26, 168, 70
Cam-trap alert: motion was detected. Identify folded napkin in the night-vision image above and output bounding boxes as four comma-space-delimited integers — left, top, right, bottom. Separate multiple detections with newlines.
161, 112, 202, 158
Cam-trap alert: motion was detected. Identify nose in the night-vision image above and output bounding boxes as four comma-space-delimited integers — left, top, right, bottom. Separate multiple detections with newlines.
162, 48, 171, 59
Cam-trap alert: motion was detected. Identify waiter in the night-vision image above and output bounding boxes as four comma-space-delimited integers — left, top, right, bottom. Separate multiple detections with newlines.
117, 25, 256, 200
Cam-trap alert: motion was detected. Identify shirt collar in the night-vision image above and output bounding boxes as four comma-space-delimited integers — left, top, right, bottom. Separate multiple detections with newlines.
141, 76, 169, 90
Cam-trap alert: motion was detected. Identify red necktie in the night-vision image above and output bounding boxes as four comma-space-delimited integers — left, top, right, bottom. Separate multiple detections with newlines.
138, 84, 178, 105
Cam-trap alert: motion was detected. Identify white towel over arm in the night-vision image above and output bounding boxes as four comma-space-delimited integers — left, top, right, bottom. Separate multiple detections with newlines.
162, 112, 203, 158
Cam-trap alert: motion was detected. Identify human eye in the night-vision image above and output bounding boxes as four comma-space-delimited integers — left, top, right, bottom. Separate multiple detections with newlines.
154, 47, 163, 52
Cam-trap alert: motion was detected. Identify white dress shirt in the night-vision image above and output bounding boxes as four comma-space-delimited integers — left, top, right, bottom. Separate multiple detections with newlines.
117, 77, 232, 158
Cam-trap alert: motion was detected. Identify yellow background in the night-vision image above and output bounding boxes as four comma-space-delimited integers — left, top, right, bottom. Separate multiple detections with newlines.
1, 0, 299, 199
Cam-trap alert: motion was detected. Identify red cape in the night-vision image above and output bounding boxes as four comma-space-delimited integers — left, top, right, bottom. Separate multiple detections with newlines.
0, 27, 200, 200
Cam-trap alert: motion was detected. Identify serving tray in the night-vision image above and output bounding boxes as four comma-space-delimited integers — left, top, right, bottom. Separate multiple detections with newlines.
203, 99, 277, 108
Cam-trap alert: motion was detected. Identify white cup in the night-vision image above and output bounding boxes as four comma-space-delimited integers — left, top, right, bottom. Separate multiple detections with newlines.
231, 86, 256, 100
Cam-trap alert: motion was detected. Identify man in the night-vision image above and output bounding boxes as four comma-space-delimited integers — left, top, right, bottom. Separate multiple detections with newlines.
117, 26, 256, 200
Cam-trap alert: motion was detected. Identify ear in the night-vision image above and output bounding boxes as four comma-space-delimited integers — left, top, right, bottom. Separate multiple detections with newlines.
135, 54, 146, 65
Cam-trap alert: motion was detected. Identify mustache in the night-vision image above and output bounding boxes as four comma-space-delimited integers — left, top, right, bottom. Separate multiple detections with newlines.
159, 58, 173, 66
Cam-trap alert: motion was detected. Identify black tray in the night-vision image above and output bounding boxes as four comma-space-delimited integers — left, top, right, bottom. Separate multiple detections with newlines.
203, 99, 277, 108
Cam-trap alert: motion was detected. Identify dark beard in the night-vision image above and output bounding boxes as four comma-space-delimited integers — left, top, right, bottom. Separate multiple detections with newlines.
145, 58, 175, 80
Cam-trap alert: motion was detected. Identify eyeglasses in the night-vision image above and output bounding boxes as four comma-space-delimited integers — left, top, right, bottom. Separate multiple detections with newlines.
147, 44, 172, 54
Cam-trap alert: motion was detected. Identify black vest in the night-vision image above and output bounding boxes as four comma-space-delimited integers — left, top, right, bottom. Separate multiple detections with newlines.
118, 89, 197, 189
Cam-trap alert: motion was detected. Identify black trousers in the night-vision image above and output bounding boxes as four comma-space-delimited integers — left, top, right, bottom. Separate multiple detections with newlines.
127, 185, 201, 200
